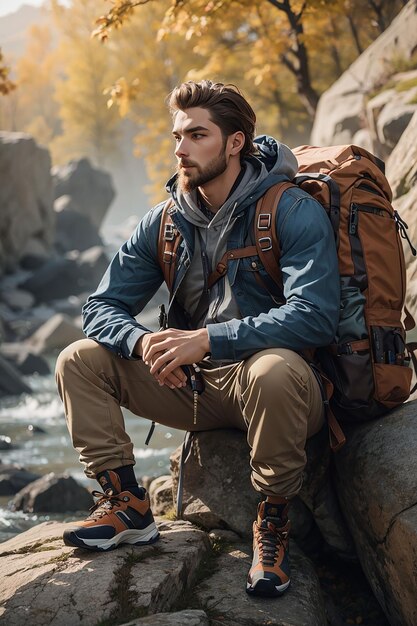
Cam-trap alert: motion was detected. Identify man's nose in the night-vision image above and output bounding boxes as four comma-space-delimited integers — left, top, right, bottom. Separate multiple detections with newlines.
175, 137, 188, 158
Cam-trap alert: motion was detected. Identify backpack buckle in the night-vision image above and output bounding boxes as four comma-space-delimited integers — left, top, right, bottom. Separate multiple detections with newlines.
164, 224, 176, 241
163, 250, 174, 264
258, 236, 272, 251
258, 213, 271, 230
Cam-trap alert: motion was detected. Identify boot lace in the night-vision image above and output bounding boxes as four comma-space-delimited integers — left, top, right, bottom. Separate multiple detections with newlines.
86, 490, 127, 521
256, 520, 286, 566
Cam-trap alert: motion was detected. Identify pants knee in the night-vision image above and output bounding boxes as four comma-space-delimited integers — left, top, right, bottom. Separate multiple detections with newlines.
244, 349, 307, 394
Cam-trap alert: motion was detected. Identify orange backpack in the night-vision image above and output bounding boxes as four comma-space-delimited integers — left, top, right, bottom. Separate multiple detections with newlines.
159, 145, 415, 432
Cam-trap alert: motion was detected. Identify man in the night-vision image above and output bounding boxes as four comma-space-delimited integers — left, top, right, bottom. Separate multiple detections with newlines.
56, 80, 339, 597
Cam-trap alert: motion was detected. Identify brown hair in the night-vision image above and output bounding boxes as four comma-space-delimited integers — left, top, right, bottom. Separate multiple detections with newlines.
168, 80, 257, 159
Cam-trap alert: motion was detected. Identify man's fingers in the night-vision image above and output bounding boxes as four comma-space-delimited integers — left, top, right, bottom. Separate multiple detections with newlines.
149, 350, 172, 376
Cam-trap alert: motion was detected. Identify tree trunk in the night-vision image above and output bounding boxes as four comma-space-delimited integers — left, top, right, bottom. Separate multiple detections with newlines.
266, 0, 319, 117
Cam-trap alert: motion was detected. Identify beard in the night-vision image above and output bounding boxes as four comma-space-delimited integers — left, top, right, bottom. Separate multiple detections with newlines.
177, 149, 228, 194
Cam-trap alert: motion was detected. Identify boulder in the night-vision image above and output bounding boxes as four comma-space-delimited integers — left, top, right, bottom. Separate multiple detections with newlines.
20, 246, 108, 302
0, 132, 54, 276
376, 101, 417, 150
334, 400, 417, 626
170, 428, 354, 558
25, 313, 85, 354
52, 158, 115, 230
0, 463, 41, 496
0, 516, 328, 626
10, 473, 94, 513
149, 475, 174, 515
19, 236, 50, 270
0, 519, 210, 626
0, 343, 51, 376
0, 288, 35, 311
194, 540, 327, 626
54, 195, 103, 253
311, 0, 417, 146
0, 354, 32, 397
387, 109, 417, 200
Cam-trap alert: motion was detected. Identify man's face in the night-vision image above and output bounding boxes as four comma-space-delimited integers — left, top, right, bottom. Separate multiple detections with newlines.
172, 107, 228, 193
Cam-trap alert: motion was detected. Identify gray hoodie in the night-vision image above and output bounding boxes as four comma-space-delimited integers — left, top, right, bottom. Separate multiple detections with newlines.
173, 137, 298, 328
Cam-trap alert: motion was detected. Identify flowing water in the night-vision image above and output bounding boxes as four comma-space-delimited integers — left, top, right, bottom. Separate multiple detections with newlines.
0, 362, 184, 543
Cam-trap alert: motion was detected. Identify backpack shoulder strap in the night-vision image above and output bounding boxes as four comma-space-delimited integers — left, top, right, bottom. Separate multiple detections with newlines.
158, 198, 182, 293
254, 181, 295, 288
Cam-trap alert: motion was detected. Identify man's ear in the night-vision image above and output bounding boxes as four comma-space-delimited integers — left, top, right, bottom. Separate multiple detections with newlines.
229, 131, 245, 156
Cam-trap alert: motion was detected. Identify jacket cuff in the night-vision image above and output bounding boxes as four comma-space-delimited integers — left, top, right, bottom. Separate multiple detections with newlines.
206, 322, 236, 361
124, 328, 151, 360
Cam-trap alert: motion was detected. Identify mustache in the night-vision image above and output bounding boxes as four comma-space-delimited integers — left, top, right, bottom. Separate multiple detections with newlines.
178, 160, 198, 168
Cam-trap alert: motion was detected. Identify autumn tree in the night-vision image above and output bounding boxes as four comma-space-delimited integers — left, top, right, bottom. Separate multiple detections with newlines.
0, 49, 15, 96
49, 0, 122, 166
94, 0, 407, 118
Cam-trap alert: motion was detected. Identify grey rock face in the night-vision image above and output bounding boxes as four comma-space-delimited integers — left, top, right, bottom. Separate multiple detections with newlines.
20, 246, 109, 302
52, 158, 115, 230
0, 519, 210, 626
0, 132, 54, 276
0, 463, 41, 496
149, 475, 174, 515
0, 354, 32, 397
25, 313, 85, 354
194, 540, 327, 626
54, 199, 104, 253
334, 400, 417, 626
0, 343, 51, 375
10, 472, 94, 513
171, 428, 354, 558
311, 0, 417, 146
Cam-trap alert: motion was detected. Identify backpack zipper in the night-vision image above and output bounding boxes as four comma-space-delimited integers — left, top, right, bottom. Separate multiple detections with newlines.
349, 203, 390, 235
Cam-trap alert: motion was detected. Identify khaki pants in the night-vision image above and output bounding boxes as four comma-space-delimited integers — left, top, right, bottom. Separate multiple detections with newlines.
55, 339, 324, 498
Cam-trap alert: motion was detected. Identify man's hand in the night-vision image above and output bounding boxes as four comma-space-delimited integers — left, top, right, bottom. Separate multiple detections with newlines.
141, 328, 210, 386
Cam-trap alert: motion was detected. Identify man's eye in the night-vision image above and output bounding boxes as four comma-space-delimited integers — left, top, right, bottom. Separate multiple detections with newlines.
192, 133, 204, 139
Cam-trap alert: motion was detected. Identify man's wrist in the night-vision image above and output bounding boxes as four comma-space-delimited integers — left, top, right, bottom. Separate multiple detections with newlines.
134, 333, 149, 358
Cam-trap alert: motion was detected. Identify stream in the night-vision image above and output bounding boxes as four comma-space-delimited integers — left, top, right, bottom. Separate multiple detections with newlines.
0, 362, 184, 543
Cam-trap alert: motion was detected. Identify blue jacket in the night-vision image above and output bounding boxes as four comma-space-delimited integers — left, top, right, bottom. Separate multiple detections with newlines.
82, 163, 340, 362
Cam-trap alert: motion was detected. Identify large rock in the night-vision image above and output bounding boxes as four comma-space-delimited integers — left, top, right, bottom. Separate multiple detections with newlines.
0, 132, 54, 275
0, 354, 32, 397
311, 0, 417, 146
20, 246, 109, 302
52, 158, 115, 230
54, 195, 104, 253
386, 110, 417, 319
25, 313, 85, 354
0, 463, 41, 496
0, 519, 210, 626
0, 343, 51, 376
0, 516, 328, 626
171, 428, 354, 558
10, 473, 94, 513
194, 541, 327, 626
334, 400, 417, 626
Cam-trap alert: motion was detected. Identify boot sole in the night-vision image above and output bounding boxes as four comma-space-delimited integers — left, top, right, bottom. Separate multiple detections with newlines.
246, 578, 290, 597
63, 523, 160, 551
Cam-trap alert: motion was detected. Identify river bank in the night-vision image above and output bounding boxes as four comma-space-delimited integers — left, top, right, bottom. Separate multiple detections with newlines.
0, 362, 184, 543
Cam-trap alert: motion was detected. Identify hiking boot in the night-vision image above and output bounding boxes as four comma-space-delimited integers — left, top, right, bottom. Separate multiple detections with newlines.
63, 470, 159, 551
246, 500, 291, 597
